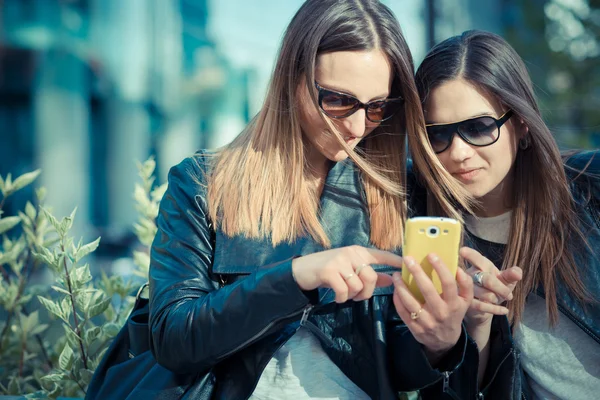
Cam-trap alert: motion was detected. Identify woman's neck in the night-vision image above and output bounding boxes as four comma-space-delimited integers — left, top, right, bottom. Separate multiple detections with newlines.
305, 147, 331, 180
475, 177, 514, 217
304, 149, 332, 198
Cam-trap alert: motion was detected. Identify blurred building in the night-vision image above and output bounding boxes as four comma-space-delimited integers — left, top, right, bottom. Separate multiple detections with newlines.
0, 0, 253, 260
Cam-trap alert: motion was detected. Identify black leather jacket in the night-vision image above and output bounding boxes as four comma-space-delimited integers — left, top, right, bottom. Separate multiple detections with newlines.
149, 151, 515, 399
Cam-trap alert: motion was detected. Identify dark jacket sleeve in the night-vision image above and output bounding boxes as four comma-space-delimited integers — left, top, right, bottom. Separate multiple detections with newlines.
388, 313, 518, 399
387, 309, 471, 396
148, 155, 315, 374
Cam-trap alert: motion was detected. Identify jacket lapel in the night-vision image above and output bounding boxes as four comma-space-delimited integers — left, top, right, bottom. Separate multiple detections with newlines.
212, 160, 371, 276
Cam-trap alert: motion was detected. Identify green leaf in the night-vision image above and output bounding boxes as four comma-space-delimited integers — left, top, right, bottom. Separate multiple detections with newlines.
25, 310, 40, 332
59, 209, 76, 236
0, 248, 18, 265
80, 369, 94, 385
87, 295, 111, 318
133, 250, 150, 273
33, 248, 55, 268
3, 172, 12, 192
37, 296, 63, 321
51, 285, 71, 296
42, 236, 60, 248
60, 296, 72, 322
1, 173, 10, 197
18, 211, 32, 228
41, 208, 62, 236
48, 383, 62, 399
102, 322, 121, 338
68, 207, 77, 223
134, 183, 151, 209
138, 158, 157, 189
84, 326, 101, 346
73, 264, 92, 286
64, 325, 80, 349
7, 376, 21, 395
16, 291, 33, 306
41, 373, 67, 383
58, 344, 74, 370
75, 289, 92, 312
151, 183, 168, 203
25, 201, 37, 221
75, 237, 101, 262
56, 253, 66, 274
36, 187, 47, 203
0, 215, 21, 235
10, 169, 41, 193
103, 303, 116, 320
30, 323, 49, 335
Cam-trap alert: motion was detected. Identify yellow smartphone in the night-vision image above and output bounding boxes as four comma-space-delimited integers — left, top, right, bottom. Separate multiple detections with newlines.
402, 217, 462, 303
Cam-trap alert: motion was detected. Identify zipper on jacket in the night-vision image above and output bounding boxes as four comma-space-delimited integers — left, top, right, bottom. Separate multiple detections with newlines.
218, 303, 314, 361
299, 305, 314, 326
297, 304, 337, 347
480, 348, 514, 395
442, 371, 450, 392
416, 360, 459, 391
440, 371, 462, 400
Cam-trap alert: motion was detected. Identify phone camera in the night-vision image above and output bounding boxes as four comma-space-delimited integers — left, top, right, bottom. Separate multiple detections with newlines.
426, 226, 439, 237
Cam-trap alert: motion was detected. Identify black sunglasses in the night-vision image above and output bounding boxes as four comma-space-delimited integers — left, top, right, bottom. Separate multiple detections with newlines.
315, 82, 404, 123
426, 110, 514, 154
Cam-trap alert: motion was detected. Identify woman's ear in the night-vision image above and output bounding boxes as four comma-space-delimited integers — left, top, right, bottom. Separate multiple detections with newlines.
518, 118, 529, 138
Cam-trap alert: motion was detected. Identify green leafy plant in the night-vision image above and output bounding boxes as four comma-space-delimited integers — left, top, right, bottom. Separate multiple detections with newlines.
0, 157, 166, 399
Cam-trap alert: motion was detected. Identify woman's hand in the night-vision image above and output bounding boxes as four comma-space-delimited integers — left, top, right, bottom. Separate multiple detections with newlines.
292, 245, 400, 303
461, 247, 522, 327
391, 254, 473, 362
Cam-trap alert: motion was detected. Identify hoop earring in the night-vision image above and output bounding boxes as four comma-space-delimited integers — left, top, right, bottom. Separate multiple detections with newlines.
519, 136, 530, 150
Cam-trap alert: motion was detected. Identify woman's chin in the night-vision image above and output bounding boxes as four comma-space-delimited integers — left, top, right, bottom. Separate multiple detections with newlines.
328, 151, 350, 162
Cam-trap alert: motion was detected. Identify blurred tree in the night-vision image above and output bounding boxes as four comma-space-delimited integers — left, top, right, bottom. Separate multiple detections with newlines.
505, 0, 600, 149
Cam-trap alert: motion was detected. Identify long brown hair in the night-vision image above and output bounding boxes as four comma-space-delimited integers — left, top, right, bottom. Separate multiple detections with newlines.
413, 30, 594, 326
202, 0, 466, 250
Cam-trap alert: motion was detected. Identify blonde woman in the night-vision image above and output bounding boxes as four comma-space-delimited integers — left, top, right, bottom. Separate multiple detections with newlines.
148, 2, 502, 399
413, 30, 600, 399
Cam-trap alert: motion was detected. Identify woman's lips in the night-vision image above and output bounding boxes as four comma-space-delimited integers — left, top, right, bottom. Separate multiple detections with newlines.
453, 168, 481, 181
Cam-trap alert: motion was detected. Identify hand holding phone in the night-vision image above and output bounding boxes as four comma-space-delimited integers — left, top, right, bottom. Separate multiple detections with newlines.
401, 217, 462, 303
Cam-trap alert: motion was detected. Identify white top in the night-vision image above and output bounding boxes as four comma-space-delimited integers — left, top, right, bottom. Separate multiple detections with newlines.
249, 327, 370, 400
464, 211, 512, 244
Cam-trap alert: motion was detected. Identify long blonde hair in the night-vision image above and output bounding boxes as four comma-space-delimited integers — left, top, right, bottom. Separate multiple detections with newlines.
414, 30, 594, 326
200, 0, 463, 250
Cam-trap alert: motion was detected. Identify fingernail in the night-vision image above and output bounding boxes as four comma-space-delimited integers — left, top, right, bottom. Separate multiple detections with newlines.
405, 257, 415, 267
502, 307, 509, 315
429, 254, 439, 263
508, 293, 514, 301
392, 272, 401, 282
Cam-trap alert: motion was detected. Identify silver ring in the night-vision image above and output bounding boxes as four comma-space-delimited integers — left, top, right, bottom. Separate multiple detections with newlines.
354, 263, 369, 276
344, 273, 355, 281
472, 271, 485, 287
